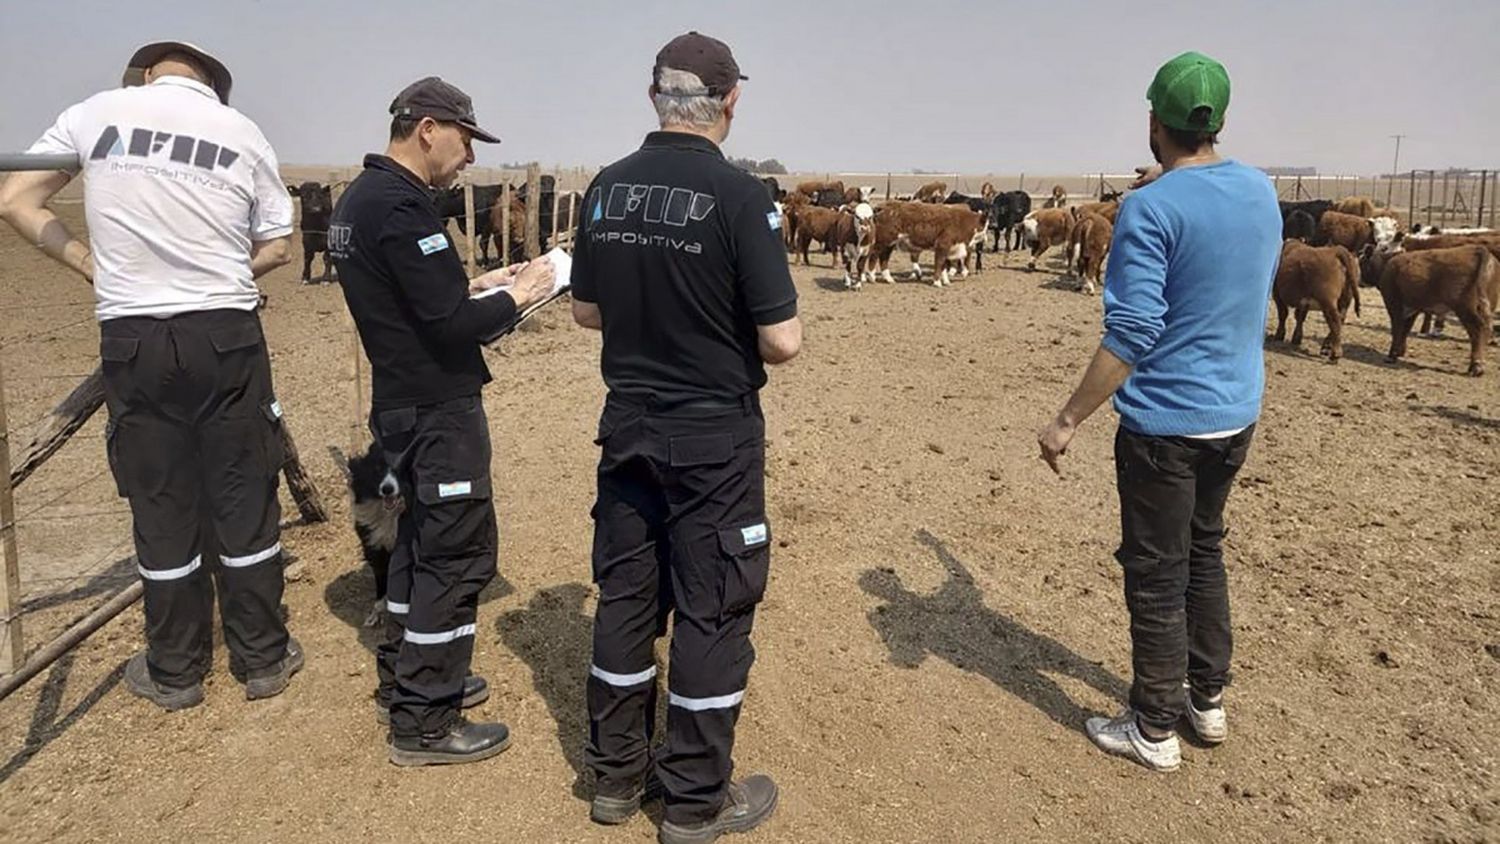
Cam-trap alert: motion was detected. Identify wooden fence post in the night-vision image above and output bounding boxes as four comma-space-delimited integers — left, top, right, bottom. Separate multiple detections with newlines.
0, 353, 24, 674
501, 183, 513, 265
1428, 171, 1436, 227
529, 165, 543, 258
463, 178, 477, 275
550, 182, 561, 249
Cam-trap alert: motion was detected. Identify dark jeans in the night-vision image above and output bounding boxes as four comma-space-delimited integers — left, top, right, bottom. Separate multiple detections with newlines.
1114, 425, 1254, 733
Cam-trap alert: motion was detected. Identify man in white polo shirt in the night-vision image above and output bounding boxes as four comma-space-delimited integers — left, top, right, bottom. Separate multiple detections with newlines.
0, 41, 301, 711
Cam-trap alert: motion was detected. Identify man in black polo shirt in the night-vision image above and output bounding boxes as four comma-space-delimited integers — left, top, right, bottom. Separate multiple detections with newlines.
329, 76, 555, 766
570, 32, 802, 844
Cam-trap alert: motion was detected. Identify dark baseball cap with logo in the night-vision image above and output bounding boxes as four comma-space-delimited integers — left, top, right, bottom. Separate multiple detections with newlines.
389, 76, 501, 143
1147, 51, 1231, 132
653, 31, 748, 97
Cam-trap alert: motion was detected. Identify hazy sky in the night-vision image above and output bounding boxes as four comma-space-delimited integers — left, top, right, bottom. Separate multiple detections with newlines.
3, 0, 1496, 176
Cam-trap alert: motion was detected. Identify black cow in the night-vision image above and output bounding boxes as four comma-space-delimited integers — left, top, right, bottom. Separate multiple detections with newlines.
435, 184, 504, 267
1284, 209, 1317, 242
761, 176, 785, 203
287, 182, 335, 284
810, 188, 844, 208
1278, 199, 1334, 240
990, 190, 1033, 252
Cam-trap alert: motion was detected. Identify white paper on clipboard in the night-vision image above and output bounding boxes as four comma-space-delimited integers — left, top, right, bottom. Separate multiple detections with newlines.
471, 247, 572, 301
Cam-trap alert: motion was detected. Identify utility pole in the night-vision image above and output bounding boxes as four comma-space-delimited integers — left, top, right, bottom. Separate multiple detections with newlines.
1387, 134, 1405, 208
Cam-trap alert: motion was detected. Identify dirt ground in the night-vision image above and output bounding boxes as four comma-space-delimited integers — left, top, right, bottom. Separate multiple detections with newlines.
0, 205, 1496, 843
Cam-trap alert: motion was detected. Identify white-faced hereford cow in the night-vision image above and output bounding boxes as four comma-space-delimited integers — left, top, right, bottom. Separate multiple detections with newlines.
828, 202, 878, 289
1021, 207, 1076, 271
870, 202, 985, 287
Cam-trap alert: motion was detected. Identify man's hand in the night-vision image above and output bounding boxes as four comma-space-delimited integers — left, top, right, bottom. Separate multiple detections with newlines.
1130, 165, 1163, 190
503, 258, 556, 309
1037, 414, 1077, 476
469, 261, 528, 295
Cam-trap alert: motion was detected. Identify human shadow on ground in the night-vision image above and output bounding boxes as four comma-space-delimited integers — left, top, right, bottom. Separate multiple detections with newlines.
496, 582, 595, 801
323, 565, 514, 656
0, 649, 125, 786
20, 556, 134, 615
1422, 404, 1500, 431
859, 529, 1127, 736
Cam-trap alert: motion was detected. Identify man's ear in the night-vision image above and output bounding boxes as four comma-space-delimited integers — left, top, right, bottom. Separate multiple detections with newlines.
723, 85, 741, 119
647, 84, 657, 106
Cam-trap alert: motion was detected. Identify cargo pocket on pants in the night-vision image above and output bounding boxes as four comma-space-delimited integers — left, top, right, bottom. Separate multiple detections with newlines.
260, 398, 287, 474
718, 520, 771, 619
104, 417, 128, 497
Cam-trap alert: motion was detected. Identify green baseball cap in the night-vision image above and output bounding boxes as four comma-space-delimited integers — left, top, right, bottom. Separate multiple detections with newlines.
1147, 51, 1230, 132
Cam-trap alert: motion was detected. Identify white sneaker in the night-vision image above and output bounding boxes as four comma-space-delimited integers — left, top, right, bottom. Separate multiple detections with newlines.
1186, 691, 1228, 745
1085, 709, 1181, 771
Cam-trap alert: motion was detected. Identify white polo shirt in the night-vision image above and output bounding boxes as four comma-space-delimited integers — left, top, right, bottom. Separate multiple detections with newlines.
26, 76, 294, 320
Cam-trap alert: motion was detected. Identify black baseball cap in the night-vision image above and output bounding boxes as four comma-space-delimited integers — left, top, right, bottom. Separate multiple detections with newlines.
653, 32, 748, 97
388, 76, 501, 143
122, 41, 233, 104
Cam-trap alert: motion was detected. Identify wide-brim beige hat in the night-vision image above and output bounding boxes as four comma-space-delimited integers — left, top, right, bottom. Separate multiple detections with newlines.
122, 41, 232, 104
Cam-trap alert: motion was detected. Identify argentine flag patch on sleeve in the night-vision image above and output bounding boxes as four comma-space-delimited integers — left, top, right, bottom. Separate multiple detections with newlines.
767, 211, 781, 231
417, 233, 449, 255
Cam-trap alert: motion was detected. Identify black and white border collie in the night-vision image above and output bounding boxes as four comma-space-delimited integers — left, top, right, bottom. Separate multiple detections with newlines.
346, 443, 402, 626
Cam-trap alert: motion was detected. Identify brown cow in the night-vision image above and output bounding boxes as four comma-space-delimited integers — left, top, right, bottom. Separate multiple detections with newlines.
1043, 184, 1068, 208
793, 205, 844, 266
1271, 241, 1362, 362
1074, 199, 1120, 225
1373, 244, 1500, 375
1314, 210, 1378, 254
780, 192, 812, 249
914, 181, 948, 203
827, 202, 878, 290
1067, 210, 1113, 295
1401, 231, 1500, 261
795, 179, 845, 198
870, 202, 985, 287
1021, 208, 1075, 271
1333, 196, 1376, 218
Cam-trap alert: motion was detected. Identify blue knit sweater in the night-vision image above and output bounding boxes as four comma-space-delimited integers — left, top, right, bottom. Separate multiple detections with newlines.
1101, 160, 1282, 436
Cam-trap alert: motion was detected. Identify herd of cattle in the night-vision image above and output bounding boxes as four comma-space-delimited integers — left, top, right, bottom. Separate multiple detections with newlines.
281, 171, 1500, 377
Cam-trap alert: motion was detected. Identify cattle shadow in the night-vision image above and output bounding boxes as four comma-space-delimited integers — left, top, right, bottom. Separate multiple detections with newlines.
1421, 405, 1500, 431
813, 276, 851, 292
0, 649, 125, 786
1037, 274, 1084, 293
859, 529, 1127, 736
496, 582, 595, 800
322, 567, 514, 656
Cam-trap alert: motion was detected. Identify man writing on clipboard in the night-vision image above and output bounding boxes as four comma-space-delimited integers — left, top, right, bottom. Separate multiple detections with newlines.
330, 76, 555, 766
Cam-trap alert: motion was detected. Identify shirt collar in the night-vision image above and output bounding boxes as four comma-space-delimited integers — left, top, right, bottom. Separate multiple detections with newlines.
641, 131, 724, 158
148, 75, 218, 101
363, 154, 433, 194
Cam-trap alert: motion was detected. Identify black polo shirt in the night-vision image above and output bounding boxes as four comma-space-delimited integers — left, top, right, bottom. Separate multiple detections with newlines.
329, 155, 516, 410
571, 132, 797, 405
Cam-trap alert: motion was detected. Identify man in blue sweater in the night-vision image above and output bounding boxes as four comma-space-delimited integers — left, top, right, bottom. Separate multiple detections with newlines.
1037, 52, 1282, 771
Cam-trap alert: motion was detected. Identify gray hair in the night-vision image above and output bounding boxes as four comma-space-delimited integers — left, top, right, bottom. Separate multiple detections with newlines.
652, 67, 727, 129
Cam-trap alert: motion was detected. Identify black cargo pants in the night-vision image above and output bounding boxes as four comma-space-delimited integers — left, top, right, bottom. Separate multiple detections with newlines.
585, 393, 770, 826
1114, 425, 1254, 733
369, 394, 497, 738
100, 309, 288, 688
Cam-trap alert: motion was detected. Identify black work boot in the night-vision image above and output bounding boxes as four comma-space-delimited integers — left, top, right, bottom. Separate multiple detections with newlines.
242, 637, 304, 700
123, 651, 204, 711
658, 775, 779, 844
387, 717, 511, 767
375, 675, 490, 725
591, 769, 665, 825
